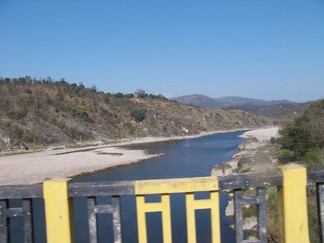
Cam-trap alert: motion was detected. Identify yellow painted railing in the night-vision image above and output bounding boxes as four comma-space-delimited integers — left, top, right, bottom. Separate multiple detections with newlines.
277, 164, 310, 243
0, 164, 314, 242
134, 177, 220, 243
43, 178, 74, 243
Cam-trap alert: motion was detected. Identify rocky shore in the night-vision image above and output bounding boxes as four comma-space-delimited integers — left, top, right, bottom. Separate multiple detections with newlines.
211, 127, 279, 176
211, 127, 279, 232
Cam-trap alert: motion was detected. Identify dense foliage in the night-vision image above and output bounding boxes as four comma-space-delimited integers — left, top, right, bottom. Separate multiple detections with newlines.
278, 99, 324, 168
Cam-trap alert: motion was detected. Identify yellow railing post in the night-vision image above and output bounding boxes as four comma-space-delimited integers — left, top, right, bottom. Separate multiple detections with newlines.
135, 177, 220, 243
278, 164, 310, 243
186, 190, 220, 243
136, 193, 172, 243
43, 178, 74, 243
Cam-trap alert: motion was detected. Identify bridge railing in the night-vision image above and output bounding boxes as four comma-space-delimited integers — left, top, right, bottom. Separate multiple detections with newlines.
0, 184, 43, 242
0, 164, 318, 243
308, 169, 324, 243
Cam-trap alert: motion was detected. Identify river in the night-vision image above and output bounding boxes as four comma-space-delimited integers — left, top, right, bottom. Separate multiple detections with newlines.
72, 131, 246, 243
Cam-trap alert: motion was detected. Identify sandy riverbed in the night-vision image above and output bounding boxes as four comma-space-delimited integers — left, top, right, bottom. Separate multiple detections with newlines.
240, 126, 279, 142
0, 147, 163, 185
0, 127, 279, 185
238, 127, 279, 151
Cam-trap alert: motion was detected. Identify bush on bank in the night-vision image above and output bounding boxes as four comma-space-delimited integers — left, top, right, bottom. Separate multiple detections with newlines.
277, 99, 324, 169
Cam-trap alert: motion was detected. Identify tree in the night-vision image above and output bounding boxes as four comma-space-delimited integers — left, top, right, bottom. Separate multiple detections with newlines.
46, 76, 53, 83
114, 92, 125, 98
58, 78, 68, 87
91, 84, 97, 92
25, 76, 32, 85
125, 93, 134, 98
135, 89, 147, 98
18, 77, 26, 84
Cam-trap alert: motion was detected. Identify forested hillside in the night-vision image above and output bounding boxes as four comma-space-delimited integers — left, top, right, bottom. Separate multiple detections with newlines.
0, 77, 272, 150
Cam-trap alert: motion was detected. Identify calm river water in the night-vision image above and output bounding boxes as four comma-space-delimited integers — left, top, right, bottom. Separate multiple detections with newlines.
71, 131, 246, 243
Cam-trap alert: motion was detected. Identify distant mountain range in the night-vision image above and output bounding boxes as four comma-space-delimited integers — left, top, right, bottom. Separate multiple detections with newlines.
172, 94, 296, 108
172, 94, 311, 119
214, 96, 296, 108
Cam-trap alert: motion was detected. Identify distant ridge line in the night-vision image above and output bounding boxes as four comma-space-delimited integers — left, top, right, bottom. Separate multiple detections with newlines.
172, 94, 310, 119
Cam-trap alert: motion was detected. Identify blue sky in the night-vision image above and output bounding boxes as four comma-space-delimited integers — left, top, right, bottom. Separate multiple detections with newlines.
1, 1, 323, 102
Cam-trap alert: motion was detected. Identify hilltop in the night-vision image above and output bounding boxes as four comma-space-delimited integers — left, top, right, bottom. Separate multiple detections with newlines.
0, 77, 272, 151
172, 94, 223, 109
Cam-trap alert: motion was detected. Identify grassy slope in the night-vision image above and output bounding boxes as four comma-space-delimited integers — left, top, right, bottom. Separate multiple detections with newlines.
0, 81, 272, 149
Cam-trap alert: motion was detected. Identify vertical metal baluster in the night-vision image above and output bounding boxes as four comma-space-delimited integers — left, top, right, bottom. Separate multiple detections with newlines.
257, 188, 267, 243
317, 184, 324, 243
23, 199, 33, 242
112, 196, 122, 243
88, 197, 98, 243
234, 190, 244, 243
0, 200, 8, 243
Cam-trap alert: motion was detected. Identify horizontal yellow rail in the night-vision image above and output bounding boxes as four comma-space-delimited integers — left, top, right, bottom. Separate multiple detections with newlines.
134, 176, 218, 194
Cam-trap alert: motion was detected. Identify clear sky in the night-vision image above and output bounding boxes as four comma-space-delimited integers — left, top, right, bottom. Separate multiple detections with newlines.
0, 1, 323, 102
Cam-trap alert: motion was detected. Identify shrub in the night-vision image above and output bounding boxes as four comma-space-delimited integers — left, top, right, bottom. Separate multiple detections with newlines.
276, 149, 295, 159
303, 147, 320, 163
127, 123, 135, 135
72, 106, 89, 120
267, 187, 279, 242
131, 109, 147, 122
267, 187, 277, 205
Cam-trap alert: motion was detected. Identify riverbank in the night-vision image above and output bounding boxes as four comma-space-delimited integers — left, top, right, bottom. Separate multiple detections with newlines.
239, 126, 279, 142
218, 127, 279, 232
0, 127, 277, 185
219, 127, 279, 172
